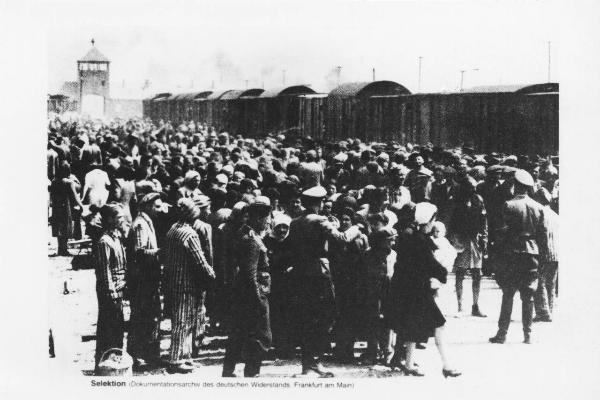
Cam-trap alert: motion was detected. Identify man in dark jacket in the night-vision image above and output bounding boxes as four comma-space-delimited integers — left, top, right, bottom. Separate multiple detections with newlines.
288, 186, 361, 377
222, 197, 273, 377
490, 170, 545, 344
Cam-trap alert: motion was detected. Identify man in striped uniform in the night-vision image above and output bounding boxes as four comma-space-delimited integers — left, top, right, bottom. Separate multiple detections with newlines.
127, 193, 164, 368
191, 194, 214, 354
94, 203, 128, 371
164, 198, 215, 373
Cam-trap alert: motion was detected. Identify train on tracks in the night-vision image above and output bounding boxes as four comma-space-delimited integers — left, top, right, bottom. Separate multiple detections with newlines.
143, 81, 558, 155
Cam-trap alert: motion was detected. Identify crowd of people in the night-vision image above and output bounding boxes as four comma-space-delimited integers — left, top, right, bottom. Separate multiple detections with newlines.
47, 116, 559, 378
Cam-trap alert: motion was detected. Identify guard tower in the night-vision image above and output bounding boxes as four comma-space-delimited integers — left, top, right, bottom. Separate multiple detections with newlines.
77, 39, 110, 116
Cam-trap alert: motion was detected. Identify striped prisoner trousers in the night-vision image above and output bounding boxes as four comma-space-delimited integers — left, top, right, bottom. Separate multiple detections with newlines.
168, 290, 205, 364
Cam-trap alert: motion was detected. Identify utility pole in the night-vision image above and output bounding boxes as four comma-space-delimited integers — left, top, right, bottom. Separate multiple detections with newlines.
547, 41, 551, 82
418, 56, 423, 92
460, 68, 479, 92
336, 66, 342, 86
372, 68, 376, 81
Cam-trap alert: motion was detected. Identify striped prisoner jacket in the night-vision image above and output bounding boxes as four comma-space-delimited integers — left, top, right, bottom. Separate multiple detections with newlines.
163, 221, 213, 295
95, 230, 127, 300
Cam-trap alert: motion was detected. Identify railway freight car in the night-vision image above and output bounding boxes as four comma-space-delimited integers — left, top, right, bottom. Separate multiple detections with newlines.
325, 81, 412, 141
143, 81, 558, 155
363, 83, 558, 155
213, 88, 264, 135
242, 85, 318, 137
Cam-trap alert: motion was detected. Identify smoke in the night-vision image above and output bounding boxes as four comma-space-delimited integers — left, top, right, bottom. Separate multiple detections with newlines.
214, 51, 242, 85
324, 66, 345, 91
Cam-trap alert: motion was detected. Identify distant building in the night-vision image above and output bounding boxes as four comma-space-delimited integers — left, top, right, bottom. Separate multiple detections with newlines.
49, 39, 143, 119
77, 40, 110, 117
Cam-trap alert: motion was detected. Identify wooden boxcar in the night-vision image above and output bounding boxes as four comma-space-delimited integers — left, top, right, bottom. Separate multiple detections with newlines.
325, 81, 411, 141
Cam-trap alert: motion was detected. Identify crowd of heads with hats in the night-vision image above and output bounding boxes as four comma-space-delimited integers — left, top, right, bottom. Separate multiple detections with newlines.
48, 115, 559, 235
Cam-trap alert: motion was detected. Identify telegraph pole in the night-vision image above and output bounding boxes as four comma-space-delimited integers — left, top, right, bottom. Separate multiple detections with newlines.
460, 68, 479, 92
336, 66, 342, 86
418, 56, 423, 92
372, 68, 376, 81
547, 41, 551, 82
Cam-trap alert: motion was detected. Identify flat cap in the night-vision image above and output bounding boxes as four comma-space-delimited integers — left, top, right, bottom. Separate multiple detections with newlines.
302, 185, 327, 199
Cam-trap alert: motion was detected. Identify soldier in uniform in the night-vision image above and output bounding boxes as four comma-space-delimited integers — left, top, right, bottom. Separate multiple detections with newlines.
489, 170, 545, 344
222, 197, 273, 377
288, 186, 362, 377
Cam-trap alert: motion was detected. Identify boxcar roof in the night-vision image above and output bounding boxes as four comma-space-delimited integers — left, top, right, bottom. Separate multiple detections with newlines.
207, 90, 242, 100
463, 83, 558, 94
239, 88, 265, 98
259, 85, 317, 98
329, 81, 411, 98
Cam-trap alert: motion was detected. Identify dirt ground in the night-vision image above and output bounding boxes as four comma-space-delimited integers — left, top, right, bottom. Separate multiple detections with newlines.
47, 236, 566, 381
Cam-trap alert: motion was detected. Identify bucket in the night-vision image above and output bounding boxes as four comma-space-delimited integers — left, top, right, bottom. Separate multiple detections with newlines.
96, 348, 133, 377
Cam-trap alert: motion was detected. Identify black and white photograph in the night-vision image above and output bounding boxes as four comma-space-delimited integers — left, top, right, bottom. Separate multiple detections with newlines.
1, 0, 599, 398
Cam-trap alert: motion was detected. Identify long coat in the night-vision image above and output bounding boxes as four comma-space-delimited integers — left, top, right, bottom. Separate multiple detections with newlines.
287, 213, 361, 356
387, 226, 447, 342
229, 225, 272, 353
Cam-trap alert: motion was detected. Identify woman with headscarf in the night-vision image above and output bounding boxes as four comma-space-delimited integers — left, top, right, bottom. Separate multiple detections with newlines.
264, 213, 294, 358
177, 170, 203, 200
50, 161, 84, 256
387, 202, 461, 377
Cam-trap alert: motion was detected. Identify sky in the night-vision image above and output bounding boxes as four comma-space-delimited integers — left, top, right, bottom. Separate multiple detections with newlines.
45, 0, 560, 97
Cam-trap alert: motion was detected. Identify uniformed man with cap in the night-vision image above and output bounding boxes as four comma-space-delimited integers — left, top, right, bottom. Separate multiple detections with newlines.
288, 186, 362, 377
489, 169, 546, 344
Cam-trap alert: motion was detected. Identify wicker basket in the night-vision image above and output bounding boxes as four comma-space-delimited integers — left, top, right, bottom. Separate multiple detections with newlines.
96, 348, 133, 376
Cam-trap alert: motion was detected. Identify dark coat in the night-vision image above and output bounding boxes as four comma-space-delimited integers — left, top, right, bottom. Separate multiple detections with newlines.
387, 226, 447, 342
229, 225, 272, 352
